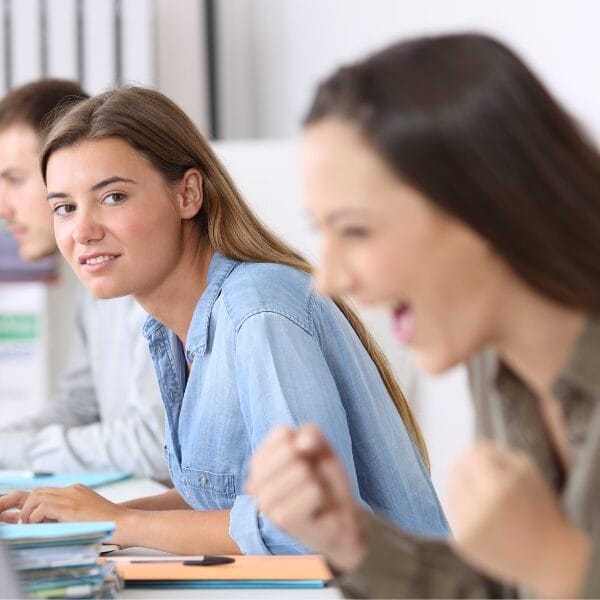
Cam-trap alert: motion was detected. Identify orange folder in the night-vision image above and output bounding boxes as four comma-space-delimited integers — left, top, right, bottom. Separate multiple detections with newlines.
107, 554, 333, 589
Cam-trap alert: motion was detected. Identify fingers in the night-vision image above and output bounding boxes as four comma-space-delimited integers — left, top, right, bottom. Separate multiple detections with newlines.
253, 459, 316, 512
19, 488, 66, 524
20, 491, 50, 524
247, 426, 297, 495
247, 424, 336, 496
295, 423, 332, 458
0, 510, 21, 524
247, 423, 356, 526
27, 502, 62, 524
266, 475, 328, 532
312, 447, 355, 511
451, 442, 519, 484
0, 490, 31, 512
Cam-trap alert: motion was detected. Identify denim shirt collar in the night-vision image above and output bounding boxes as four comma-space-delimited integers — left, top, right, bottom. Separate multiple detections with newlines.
142, 252, 240, 356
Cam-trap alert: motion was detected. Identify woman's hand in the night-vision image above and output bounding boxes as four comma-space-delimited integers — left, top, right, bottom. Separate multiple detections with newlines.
446, 441, 590, 598
0, 484, 130, 544
247, 423, 367, 572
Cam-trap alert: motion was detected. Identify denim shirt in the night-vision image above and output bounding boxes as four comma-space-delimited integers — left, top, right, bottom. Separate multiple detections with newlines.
144, 253, 448, 554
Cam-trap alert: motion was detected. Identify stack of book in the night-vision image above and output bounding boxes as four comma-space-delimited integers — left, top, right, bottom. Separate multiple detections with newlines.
0, 521, 120, 598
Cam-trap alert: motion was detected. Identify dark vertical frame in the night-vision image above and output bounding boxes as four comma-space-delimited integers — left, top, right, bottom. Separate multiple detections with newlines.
113, 0, 122, 85
204, 0, 219, 139
38, 0, 48, 76
2, 0, 12, 92
75, 0, 85, 85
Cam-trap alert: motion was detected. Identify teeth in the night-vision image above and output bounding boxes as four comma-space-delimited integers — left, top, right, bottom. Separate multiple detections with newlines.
85, 255, 113, 265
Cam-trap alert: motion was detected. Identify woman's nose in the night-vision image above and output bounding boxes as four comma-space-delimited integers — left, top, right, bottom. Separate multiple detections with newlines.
72, 209, 104, 244
313, 243, 354, 297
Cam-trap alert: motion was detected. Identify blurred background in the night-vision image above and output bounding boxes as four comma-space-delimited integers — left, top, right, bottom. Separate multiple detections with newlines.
1, 0, 599, 503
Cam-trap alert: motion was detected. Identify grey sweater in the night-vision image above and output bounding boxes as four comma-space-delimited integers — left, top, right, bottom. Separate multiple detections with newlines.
0, 275, 169, 482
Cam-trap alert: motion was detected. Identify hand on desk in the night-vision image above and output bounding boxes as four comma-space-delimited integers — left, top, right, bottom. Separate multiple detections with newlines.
0, 484, 128, 542
446, 441, 591, 598
246, 424, 367, 573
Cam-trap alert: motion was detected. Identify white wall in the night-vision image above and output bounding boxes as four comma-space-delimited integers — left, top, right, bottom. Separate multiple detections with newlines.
217, 0, 600, 141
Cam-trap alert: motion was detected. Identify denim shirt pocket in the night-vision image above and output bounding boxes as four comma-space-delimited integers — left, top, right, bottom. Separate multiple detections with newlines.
181, 467, 237, 509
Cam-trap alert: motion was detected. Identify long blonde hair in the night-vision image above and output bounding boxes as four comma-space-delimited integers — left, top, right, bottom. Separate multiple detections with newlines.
41, 86, 430, 470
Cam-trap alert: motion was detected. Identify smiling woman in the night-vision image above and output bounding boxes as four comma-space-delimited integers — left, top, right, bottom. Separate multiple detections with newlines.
46, 138, 194, 305
0, 86, 449, 556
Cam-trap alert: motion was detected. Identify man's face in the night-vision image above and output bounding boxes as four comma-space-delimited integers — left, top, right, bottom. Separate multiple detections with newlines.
0, 124, 56, 260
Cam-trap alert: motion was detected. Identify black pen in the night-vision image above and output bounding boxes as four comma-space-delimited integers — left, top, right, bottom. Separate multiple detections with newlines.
129, 556, 235, 566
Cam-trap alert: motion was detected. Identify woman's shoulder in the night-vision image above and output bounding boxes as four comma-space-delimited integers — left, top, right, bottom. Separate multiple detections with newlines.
221, 261, 315, 329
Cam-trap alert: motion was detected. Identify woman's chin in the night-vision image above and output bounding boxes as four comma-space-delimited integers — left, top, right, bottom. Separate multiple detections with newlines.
412, 347, 458, 376
82, 279, 128, 300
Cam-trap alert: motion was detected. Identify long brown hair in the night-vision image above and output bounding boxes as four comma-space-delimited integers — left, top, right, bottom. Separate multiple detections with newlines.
40, 86, 430, 469
305, 33, 600, 313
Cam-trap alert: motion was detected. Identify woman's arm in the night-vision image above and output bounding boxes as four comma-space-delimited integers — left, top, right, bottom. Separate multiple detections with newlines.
118, 506, 240, 554
119, 488, 192, 511
0, 485, 241, 554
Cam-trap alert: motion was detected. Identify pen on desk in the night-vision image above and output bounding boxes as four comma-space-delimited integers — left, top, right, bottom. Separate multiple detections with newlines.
129, 556, 235, 566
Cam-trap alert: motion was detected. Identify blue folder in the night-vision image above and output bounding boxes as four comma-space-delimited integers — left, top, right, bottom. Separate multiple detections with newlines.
129, 580, 326, 589
0, 472, 131, 494
0, 521, 115, 548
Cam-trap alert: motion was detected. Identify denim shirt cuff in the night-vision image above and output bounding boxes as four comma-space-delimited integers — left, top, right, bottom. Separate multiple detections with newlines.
229, 495, 272, 555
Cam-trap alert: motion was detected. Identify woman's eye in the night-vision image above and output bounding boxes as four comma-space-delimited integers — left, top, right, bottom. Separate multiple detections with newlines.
341, 227, 369, 239
52, 204, 76, 216
103, 192, 126, 205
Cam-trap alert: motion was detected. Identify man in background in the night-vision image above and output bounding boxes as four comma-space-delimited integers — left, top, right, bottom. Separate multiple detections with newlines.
0, 79, 169, 481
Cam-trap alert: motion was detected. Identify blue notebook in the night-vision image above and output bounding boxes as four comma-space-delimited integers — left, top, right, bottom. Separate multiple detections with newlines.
0, 521, 115, 548
129, 580, 326, 589
0, 472, 131, 494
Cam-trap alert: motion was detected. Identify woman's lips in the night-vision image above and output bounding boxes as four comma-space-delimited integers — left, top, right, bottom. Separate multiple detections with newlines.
392, 304, 415, 344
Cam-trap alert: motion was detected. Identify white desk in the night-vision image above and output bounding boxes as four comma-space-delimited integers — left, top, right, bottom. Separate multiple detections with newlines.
96, 476, 169, 503
96, 478, 342, 599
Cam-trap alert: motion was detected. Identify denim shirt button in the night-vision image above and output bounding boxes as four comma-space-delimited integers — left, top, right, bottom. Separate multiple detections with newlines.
199, 474, 208, 485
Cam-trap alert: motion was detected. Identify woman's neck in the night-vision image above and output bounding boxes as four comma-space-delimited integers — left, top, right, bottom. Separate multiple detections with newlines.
134, 235, 214, 347
494, 282, 586, 397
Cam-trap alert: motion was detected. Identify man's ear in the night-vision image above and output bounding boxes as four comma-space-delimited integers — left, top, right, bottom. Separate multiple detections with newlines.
177, 168, 203, 219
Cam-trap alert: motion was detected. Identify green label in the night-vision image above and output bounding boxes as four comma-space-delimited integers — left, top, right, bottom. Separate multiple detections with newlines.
0, 314, 39, 341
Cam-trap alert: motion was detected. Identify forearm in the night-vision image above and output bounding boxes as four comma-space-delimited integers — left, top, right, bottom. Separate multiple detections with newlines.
119, 488, 190, 511
115, 507, 241, 555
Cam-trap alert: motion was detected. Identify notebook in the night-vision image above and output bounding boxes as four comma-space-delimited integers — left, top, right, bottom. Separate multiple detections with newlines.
0, 538, 22, 599
107, 554, 333, 589
0, 471, 131, 494
1, 521, 117, 598
1, 521, 116, 547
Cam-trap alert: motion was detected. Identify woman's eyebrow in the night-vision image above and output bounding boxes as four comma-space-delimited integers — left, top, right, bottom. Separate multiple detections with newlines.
325, 208, 370, 226
47, 176, 137, 201
90, 176, 136, 191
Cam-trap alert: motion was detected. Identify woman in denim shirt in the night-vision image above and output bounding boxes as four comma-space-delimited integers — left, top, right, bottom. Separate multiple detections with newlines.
0, 87, 447, 554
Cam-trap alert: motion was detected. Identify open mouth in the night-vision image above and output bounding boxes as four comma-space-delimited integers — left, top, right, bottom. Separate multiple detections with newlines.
391, 301, 415, 344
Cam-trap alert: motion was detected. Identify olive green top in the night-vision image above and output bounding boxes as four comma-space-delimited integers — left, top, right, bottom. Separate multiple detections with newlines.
338, 319, 600, 599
